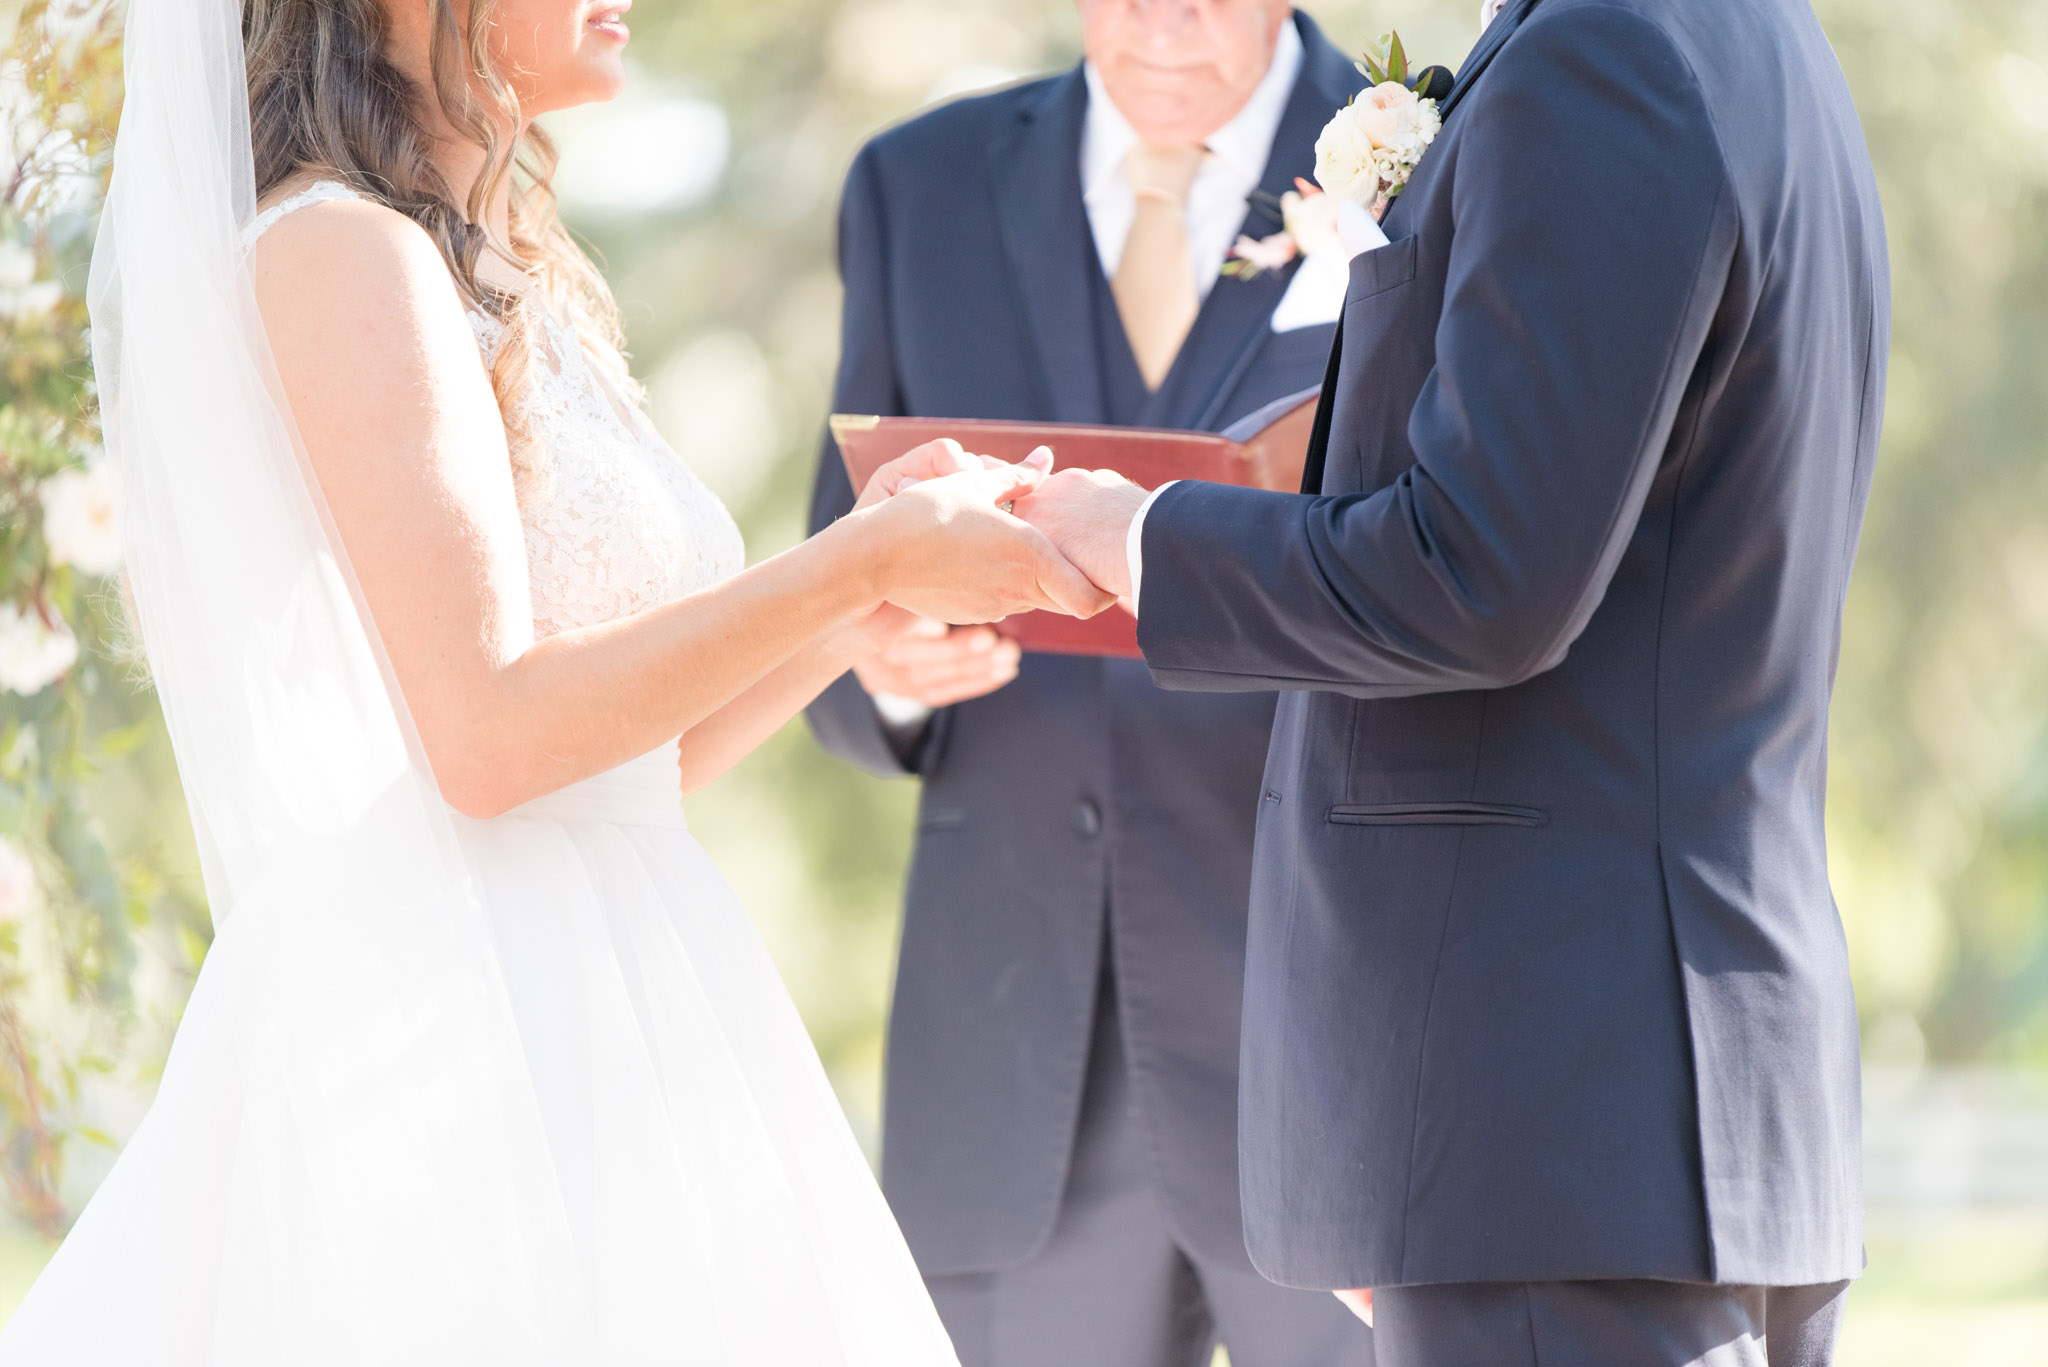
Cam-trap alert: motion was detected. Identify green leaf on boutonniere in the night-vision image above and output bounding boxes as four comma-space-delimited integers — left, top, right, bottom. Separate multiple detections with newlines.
1387, 31, 1409, 86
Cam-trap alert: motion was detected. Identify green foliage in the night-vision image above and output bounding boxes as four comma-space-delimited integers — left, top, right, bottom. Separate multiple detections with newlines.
1356, 30, 1411, 87
0, 0, 205, 1235
1812, 0, 2048, 1066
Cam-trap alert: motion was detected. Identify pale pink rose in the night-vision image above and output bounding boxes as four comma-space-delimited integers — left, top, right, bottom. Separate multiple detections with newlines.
1352, 82, 1421, 150
0, 837, 34, 925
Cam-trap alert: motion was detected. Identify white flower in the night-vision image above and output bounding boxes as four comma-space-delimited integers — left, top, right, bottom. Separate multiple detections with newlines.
0, 838, 34, 925
1314, 101, 1382, 205
0, 240, 62, 321
0, 241, 34, 291
40, 462, 122, 575
0, 601, 79, 696
1280, 185, 1344, 259
1314, 83, 1444, 210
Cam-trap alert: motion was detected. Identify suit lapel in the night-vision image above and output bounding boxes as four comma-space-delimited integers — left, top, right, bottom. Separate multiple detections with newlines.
1302, 0, 1543, 492
1297, 324, 1344, 495
1163, 12, 1368, 430
1439, 0, 1542, 121
988, 71, 1110, 425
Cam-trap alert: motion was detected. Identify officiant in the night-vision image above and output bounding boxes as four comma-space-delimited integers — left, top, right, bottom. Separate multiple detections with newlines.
806, 4, 1373, 1364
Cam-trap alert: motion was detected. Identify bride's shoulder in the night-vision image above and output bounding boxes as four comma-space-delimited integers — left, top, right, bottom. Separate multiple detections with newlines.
248, 179, 483, 387
249, 180, 470, 339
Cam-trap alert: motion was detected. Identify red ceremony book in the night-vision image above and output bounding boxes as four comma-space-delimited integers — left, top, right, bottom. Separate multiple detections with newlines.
830, 385, 1320, 658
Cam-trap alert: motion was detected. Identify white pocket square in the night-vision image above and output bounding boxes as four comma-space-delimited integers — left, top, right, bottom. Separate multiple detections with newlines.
1269, 201, 1392, 333
1270, 250, 1349, 332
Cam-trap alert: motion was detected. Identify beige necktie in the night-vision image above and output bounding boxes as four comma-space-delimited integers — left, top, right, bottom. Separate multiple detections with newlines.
1113, 143, 1206, 391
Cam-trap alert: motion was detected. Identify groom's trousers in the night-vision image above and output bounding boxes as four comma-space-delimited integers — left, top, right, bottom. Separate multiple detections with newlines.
924, 967, 1377, 1367
1373, 1278, 1851, 1367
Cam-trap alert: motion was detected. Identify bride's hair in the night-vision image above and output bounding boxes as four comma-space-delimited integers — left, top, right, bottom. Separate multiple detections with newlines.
241, 0, 636, 497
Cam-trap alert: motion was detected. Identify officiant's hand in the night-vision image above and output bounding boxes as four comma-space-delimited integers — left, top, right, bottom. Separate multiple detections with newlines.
854, 617, 1021, 707
1011, 468, 1150, 604
857, 460, 1115, 624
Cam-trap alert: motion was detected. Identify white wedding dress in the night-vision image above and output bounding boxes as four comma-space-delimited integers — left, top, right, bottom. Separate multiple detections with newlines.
0, 183, 959, 1365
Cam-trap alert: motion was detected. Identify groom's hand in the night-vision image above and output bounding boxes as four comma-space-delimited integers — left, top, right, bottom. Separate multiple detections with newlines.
866, 462, 1115, 623
1011, 468, 1148, 604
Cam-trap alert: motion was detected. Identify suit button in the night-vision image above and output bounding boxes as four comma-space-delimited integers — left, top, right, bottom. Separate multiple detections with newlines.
1074, 800, 1103, 838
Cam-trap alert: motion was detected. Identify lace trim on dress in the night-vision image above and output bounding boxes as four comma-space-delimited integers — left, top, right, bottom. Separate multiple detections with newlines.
242, 179, 363, 250
240, 179, 746, 641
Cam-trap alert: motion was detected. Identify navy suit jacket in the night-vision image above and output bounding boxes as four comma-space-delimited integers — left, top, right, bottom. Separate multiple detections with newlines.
807, 13, 1364, 1275
1138, 0, 1885, 1289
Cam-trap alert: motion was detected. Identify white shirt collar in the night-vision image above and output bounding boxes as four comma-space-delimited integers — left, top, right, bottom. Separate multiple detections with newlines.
1081, 17, 1304, 200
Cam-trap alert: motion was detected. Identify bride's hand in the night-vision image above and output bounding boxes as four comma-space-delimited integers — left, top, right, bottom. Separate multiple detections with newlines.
854, 439, 1056, 512
858, 462, 1115, 623
854, 438, 995, 511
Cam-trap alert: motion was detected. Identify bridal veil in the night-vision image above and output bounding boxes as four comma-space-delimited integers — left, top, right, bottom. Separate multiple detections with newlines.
0, 0, 958, 1360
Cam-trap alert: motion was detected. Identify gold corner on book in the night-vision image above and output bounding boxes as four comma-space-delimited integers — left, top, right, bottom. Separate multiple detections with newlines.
829, 414, 882, 440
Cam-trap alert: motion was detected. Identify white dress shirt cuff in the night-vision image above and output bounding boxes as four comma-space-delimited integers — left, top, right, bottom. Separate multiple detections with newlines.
872, 692, 933, 732
1126, 481, 1177, 617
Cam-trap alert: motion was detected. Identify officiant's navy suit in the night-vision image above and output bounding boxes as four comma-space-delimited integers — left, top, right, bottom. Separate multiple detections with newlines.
808, 12, 1371, 1365
1135, 0, 1886, 1361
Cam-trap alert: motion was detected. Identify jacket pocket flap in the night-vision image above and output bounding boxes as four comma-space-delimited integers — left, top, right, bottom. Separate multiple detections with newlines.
1327, 801, 1546, 827
1345, 233, 1420, 305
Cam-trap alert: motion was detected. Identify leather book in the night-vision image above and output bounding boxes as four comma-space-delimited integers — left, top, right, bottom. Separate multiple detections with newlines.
830, 385, 1320, 659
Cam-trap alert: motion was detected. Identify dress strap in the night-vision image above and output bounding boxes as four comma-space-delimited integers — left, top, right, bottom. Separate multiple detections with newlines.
242, 180, 363, 249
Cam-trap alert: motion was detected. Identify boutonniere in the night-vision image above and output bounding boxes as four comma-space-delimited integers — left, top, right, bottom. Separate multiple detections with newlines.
1223, 33, 1452, 280
1221, 178, 1342, 279
1316, 33, 1451, 219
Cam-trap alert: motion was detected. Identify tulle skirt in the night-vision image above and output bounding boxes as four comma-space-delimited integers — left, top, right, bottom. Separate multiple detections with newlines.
0, 748, 958, 1365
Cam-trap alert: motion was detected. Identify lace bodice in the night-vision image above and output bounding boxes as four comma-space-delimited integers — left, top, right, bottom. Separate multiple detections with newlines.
245, 182, 745, 639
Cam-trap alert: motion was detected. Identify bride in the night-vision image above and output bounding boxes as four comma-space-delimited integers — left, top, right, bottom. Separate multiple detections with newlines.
0, 0, 1110, 1359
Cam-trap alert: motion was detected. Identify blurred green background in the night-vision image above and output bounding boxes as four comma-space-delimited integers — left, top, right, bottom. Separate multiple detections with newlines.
5, 0, 2048, 1361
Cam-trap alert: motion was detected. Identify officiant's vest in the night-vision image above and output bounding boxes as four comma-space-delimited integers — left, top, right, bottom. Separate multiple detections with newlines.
1088, 262, 1150, 427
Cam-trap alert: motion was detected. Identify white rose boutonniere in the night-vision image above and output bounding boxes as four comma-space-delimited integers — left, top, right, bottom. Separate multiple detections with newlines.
1316, 33, 1449, 219
1224, 33, 1449, 279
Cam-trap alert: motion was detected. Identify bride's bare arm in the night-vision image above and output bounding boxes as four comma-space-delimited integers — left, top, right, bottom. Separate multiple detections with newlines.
251, 198, 1104, 817
667, 615, 909, 794
668, 450, 1052, 792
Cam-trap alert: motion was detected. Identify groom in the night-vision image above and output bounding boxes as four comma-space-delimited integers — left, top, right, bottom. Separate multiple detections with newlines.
1020, 0, 1888, 1363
